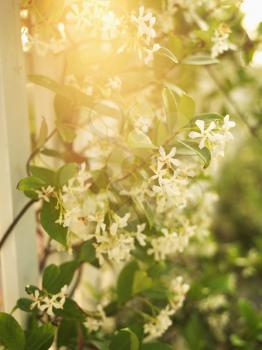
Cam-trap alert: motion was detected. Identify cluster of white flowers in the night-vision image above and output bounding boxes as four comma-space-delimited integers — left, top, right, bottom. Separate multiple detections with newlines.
29, 286, 67, 317
131, 6, 160, 64
144, 276, 189, 340
189, 115, 236, 157
211, 23, 236, 58
148, 228, 193, 261
93, 213, 134, 265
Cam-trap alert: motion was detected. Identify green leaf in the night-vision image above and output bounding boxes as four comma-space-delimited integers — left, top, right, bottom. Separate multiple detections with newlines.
141, 343, 172, 350
178, 94, 196, 120
238, 299, 259, 331
40, 198, 68, 246
128, 130, 156, 150
57, 163, 78, 187
133, 270, 153, 294
157, 47, 179, 64
25, 324, 55, 350
162, 87, 177, 131
16, 298, 33, 312
110, 329, 140, 350
0, 313, 25, 350
17, 176, 46, 199
57, 320, 78, 348
30, 166, 57, 186
36, 118, 48, 149
117, 261, 138, 303
43, 261, 79, 294
183, 314, 206, 350
177, 140, 211, 168
78, 240, 97, 265
182, 54, 219, 65
54, 298, 86, 321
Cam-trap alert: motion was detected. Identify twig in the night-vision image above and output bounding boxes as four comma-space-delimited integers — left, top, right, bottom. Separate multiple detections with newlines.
26, 129, 57, 175
0, 199, 36, 250
69, 264, 83, 298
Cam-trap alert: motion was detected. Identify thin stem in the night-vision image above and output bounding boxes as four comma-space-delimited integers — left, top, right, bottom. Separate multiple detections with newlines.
26, 129, 57, 176
69, 264, 83, 298
0, 199, 36, 250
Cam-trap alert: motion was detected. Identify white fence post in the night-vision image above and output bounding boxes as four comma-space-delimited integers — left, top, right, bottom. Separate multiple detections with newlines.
0, 0, 38, 316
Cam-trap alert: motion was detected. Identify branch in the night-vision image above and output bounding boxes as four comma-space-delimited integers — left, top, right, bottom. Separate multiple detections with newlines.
0, 199, 36, 250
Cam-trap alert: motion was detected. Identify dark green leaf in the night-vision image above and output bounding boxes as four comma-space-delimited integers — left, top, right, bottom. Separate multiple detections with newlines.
43, 261, 79, 294
78, 240, 98, 265
25, 324, 55, 350
16, 298, 33, 312
141, 342, 172, 350
0, 313, 25, 350
117, 261, 138, 303
57, 320, 78, 348
54, 298, 86, 321
40, 198, 68, 246
110, 329, 139, 350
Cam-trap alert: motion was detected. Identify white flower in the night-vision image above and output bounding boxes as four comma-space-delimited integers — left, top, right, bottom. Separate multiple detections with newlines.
222, 114, 235, 140
66, 3, 91, 30
135, 223, 147, 246
189, 119, 217, 149
144, 306, 173, 340
106, 76, 122, 91
101, 11, 121, 39
143, 43, 161, 64
85, 304, 106, 332
169, 276, 190, 312
147, 229, 190, 261
36, 186, 55, 202
30, 286, 67, 317
158, 146, 180, 169
131, 6, 157, 44
211, 24, 236, 58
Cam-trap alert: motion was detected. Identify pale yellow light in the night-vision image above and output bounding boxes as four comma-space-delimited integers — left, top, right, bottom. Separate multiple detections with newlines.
241, 0, 262, 38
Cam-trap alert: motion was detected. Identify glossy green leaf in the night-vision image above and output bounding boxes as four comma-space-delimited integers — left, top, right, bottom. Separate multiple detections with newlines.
25, 324, 55, 350
40, 198, 68, 246
43, 261, 79, 294
0, 313, 25, 350
177, 140, 211, 168
17, 176, 46, 199
110, 329, 139, 350
54, 298, 86, 321
117, 261, 138, 303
